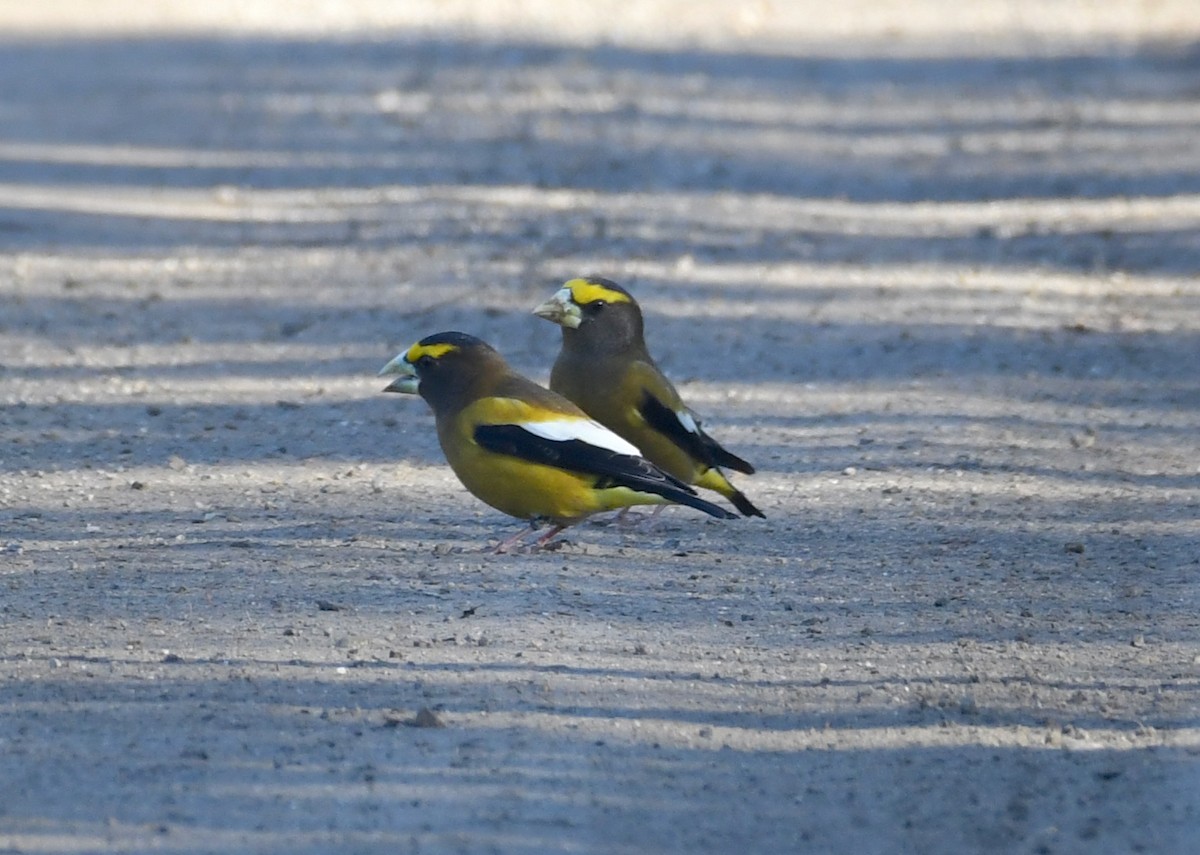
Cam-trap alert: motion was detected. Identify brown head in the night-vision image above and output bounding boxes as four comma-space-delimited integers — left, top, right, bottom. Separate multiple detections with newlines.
532, 276, 647, 357
378, 331, 510, 418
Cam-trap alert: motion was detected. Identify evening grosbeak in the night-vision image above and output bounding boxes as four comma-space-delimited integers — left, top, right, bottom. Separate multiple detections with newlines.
379, 331, 736, 551
533, 277, 763, 518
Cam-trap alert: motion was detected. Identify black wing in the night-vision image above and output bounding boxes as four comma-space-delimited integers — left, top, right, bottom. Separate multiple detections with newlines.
639, 392, 755, 475
475, 423, 736, 520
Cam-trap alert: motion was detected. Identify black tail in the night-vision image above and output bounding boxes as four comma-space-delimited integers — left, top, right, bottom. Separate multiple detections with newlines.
728, 488, 765, 519
674, 490, 739, 520
707, 440, 755, 475
633, 464, 738, 520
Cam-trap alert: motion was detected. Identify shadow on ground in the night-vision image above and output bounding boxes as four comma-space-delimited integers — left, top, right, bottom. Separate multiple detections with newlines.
2, 664, 1196, 853
1, 33, 1199, 269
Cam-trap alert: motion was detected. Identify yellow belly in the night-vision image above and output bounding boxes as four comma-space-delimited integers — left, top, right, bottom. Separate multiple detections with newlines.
439, 411, 669, 523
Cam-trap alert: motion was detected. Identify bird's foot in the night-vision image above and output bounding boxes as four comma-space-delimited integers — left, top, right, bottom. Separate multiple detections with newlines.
491, 522, 567, 553
532, 524, 567, 550
491, 523, 537, 554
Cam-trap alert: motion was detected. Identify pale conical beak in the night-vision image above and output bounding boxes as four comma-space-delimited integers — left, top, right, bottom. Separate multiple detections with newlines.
532, 288, 583, 329
378, 354, 419, 394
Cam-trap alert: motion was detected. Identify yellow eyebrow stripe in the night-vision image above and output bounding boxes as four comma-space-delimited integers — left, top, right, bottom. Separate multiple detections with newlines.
405, 341, 459, 362
565, 278, 631, 306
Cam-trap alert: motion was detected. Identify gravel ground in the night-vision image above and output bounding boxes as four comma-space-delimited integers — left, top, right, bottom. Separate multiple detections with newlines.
2, 2, 1199, 853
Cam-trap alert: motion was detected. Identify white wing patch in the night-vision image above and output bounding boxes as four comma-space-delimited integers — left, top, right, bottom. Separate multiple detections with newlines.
676, 408, 700, 435
519, 418, 642, 457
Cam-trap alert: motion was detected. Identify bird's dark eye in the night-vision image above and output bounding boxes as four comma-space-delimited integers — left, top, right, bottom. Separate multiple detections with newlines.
416, 355, 434, 369
592, 300, 606, 309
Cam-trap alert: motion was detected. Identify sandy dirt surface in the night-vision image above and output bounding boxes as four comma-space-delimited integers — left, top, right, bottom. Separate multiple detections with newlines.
2, 2, 1199, 852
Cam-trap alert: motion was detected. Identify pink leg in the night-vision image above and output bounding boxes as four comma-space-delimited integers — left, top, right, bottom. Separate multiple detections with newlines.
492, 522, 537, 554
532, 524, 567, 549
